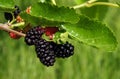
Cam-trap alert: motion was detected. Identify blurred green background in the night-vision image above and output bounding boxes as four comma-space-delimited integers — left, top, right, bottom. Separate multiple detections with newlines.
0, 0, 120, 79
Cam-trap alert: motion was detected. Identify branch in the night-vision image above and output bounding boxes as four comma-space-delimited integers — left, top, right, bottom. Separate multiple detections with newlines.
73, 0, 119, 9
0, 23, 26, 37
87, 2, 119, 7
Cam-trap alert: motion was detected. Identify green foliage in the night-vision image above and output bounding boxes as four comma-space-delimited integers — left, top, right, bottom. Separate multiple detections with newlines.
20, 12, 62, 26
0, 0, 118, 51
13, 0, 40, 10
76, 0, 109, 20
20, 2, 79, 25
0, 0, 15, 12
62, 15, 117, 51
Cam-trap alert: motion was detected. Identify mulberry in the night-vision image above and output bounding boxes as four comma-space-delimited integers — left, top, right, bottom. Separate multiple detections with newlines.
35, 39, 56, 66
24, 26, 44, 45
55, 42, 74, 58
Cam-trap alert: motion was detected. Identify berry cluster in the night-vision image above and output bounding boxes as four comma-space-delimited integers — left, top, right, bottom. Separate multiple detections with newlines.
25, 26, 74, 67
4, 5, 23, 40
14, 5, 21, 18
4, 5, 21, 21
4, 12, 13, 21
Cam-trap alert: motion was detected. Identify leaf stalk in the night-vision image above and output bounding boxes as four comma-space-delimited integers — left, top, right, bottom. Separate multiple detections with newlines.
73, 0, 119, 9
51, 0, 56, 5
87, 2, 119, 7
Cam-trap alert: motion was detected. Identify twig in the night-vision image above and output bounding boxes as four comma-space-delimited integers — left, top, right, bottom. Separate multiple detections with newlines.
51, 0, 56, 5
0, 23, 26, 37
73, 0, 97, 9
73, 0, 119, 9
87, 2, 119, 7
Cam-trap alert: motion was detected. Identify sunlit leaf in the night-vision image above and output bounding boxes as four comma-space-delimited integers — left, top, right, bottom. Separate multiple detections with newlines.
62, 15, 117, 51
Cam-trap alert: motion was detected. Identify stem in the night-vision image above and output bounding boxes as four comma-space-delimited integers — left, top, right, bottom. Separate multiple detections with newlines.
11, 22, 25, 28
73, 0, 97, 9
51, 0, 56, 5
73, 0, 119, 9
9, 19, 16, 24
0, 23, 26, 37
87, 2, 119, 7
73, 3, 87, 9
87, 0, 97, 3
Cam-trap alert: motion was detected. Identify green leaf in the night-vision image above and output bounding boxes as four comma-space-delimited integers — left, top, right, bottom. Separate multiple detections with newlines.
0, 0, 15, 12
14, 0, 40, 11
55, 0, 76, 7
62, 15, 117, 52
20, 2, 79, 26
43, 0, 53, 4
20, 12, 64, 26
